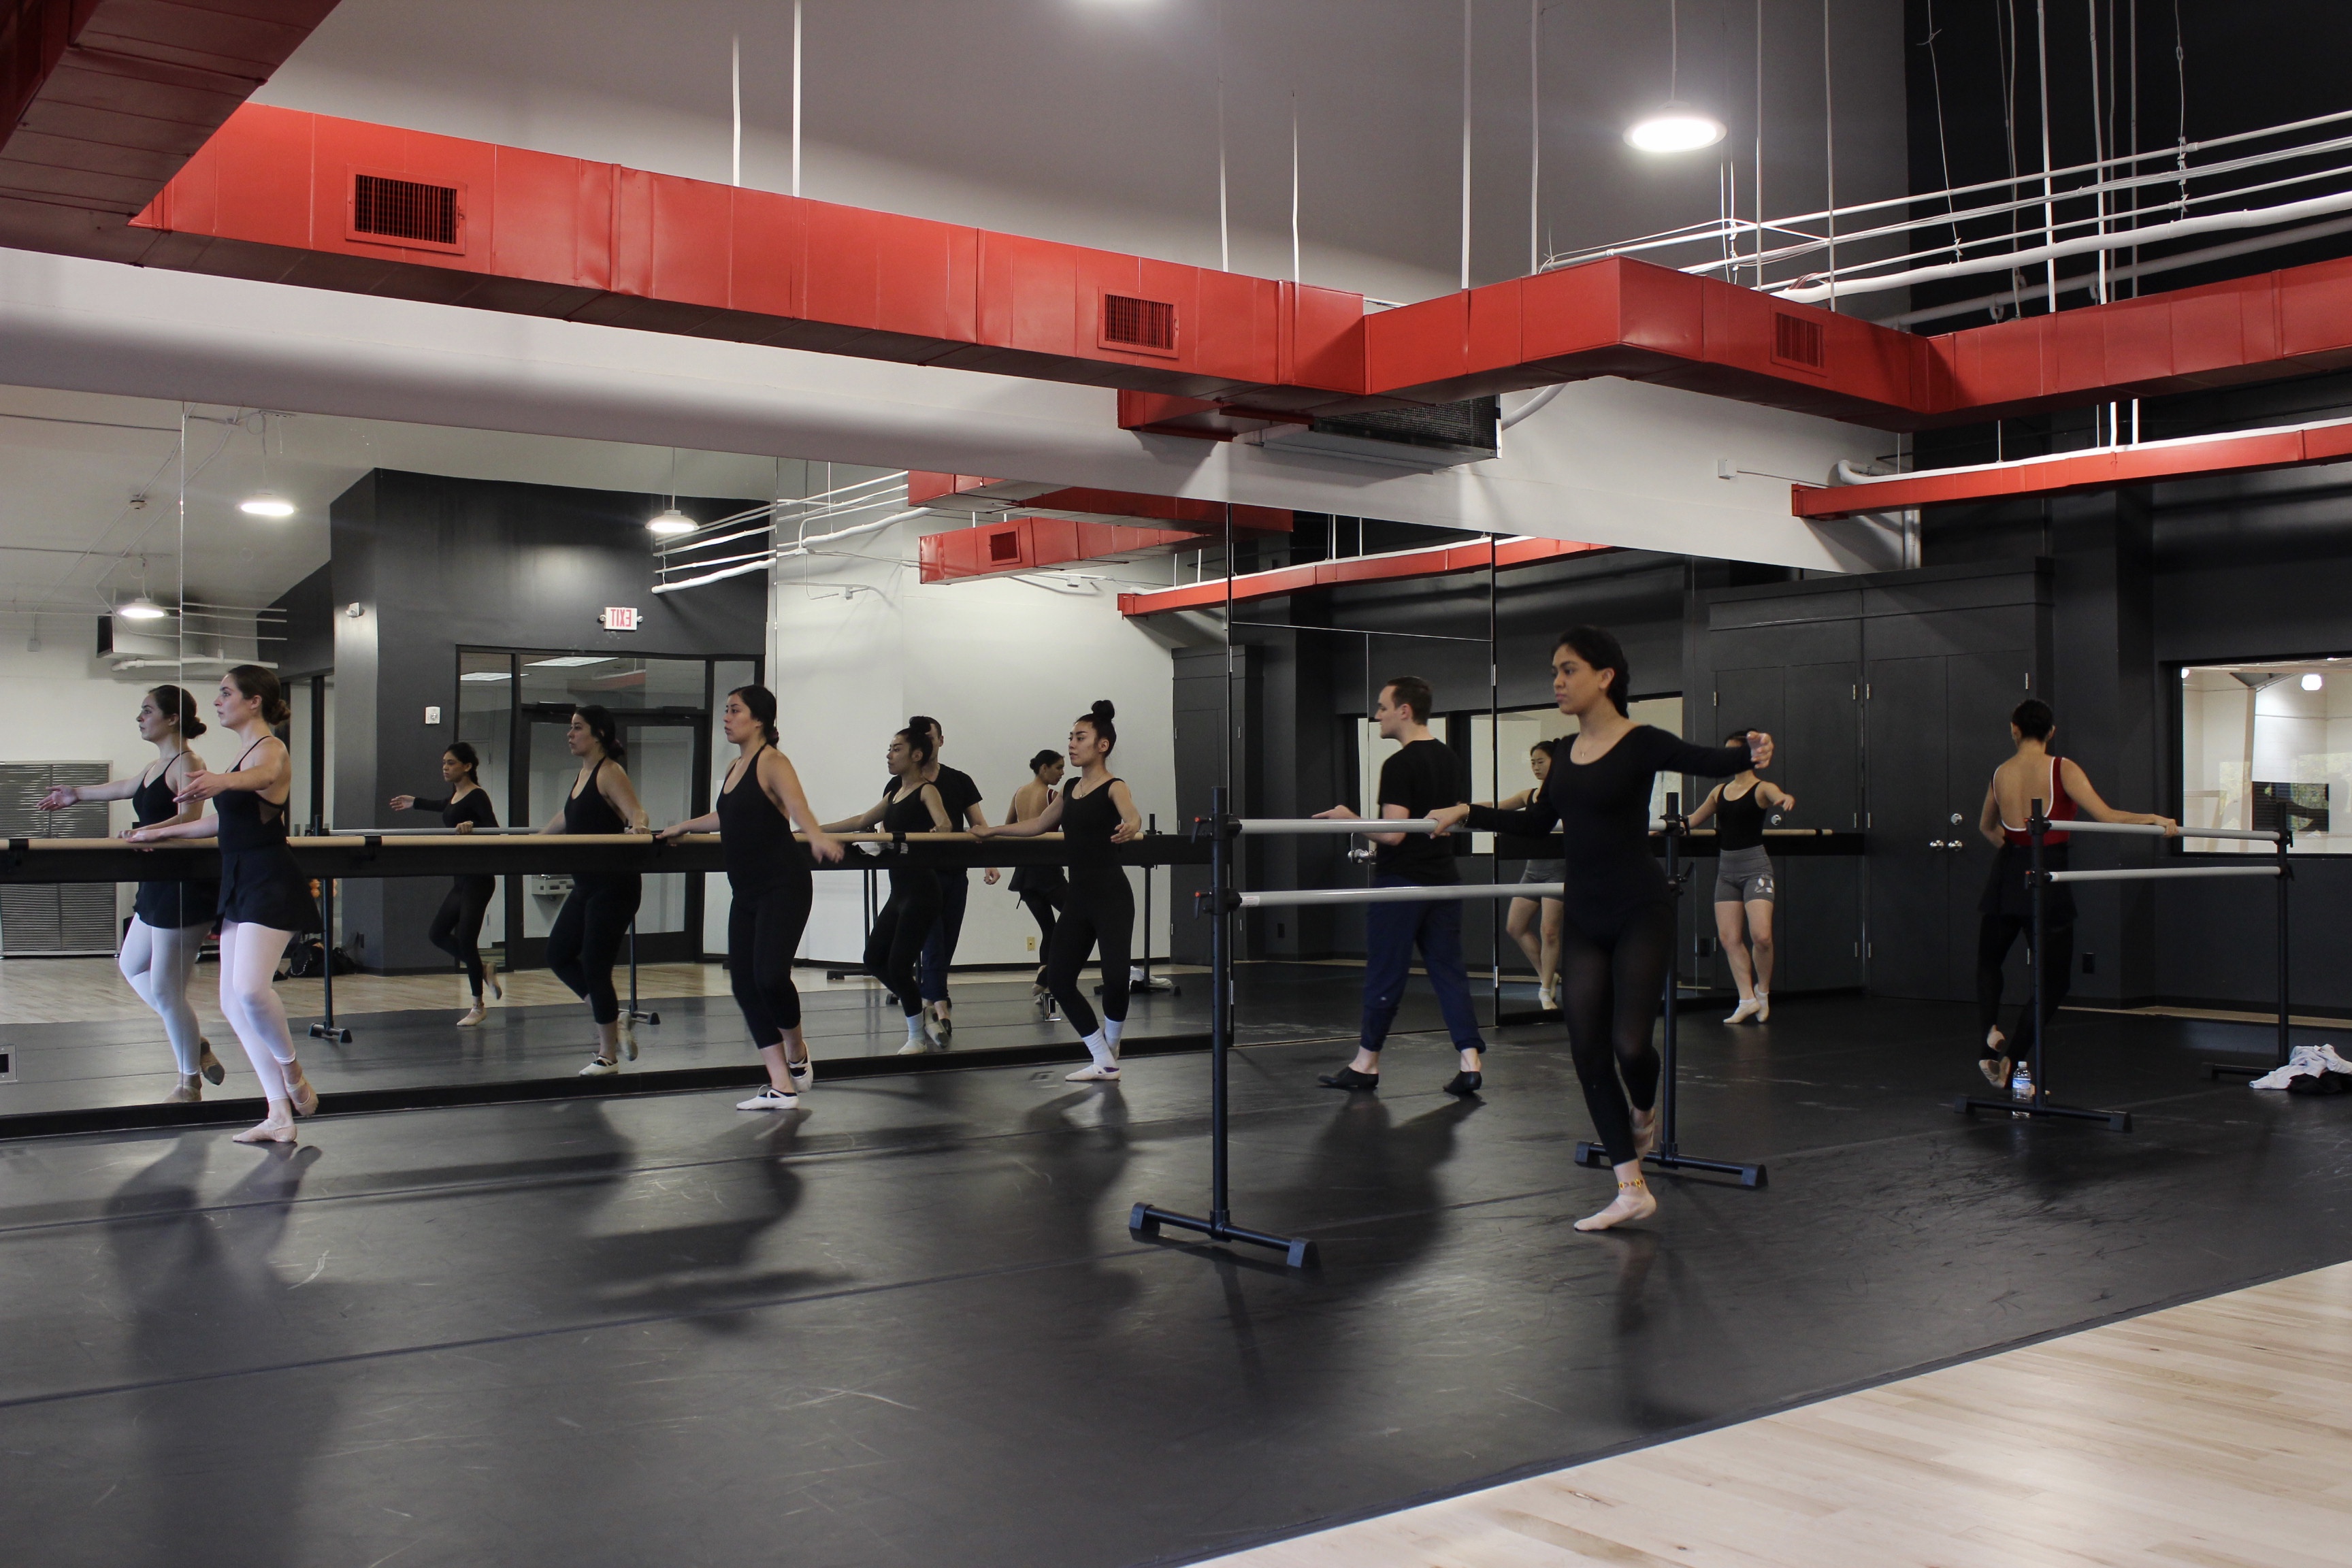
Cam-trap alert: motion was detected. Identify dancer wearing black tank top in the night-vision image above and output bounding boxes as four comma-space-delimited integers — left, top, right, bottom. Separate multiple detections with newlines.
1687, 734, 1797, 1025
391, 741, 502, 1026
823, 725, 952, 1053
127, 666, 323, 1145
39, 685, 225, 1101
979, 700, 1139, 1081
662, 685, 845, 1109
1435, 627, 1769, 1232
535, 705, 650, 1077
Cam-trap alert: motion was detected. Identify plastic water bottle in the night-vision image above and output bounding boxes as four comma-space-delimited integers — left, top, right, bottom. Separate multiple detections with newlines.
2009, 1062, 2034, 1109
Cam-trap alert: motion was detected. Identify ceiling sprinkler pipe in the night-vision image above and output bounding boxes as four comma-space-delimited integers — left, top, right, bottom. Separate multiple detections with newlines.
1499, 385, 1565, 429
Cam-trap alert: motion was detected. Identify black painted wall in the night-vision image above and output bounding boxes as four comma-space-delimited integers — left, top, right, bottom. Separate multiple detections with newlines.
328, 470, 766, 973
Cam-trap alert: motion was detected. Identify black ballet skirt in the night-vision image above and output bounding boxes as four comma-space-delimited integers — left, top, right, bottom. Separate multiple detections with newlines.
214, 779, 318, 932
130, 766, 217, 930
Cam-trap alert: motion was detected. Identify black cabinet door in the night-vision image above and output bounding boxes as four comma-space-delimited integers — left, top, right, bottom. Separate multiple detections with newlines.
1864, 655, 1955, 998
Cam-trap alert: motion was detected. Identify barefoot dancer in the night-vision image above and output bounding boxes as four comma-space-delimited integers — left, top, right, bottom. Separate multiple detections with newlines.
125, 666, 322, 1144
822, 727, 953, 1055
1974, 699, 2176, 1090
1686, 732, 1797, 1024
1435, 627, 1769, 1232
659, 685, 844, 1110
978, 701, 1140, 1081
39, 686, 225, 1102
390, 740, 502, 1026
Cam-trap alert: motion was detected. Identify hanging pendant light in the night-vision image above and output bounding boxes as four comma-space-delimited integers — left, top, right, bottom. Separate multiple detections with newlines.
239, 411, 297, 517
1625, 0, 1725, 153
118, 595, 169, 621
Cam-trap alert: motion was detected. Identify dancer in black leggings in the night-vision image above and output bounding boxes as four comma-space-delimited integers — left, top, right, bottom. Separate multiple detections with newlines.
1007, 747, 1066, 1008
391, 740, 502, 1026
980, 701, 1139, 1081
534, 705, 649, 1076
823, 726, 951, 1054
1437, 627, 1768, 1232
662, 685, 844, 1109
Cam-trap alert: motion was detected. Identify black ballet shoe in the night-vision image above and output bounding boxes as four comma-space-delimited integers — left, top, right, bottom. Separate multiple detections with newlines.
1443, 1071, 1484, 1096
1317, 1066, 1380, 1092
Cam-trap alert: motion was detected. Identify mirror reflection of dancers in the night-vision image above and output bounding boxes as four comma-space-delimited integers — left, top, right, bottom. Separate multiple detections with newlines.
1486, 738, 1565, 1013
1007, 747, 1067, 1009
979, 701, 1140, 1082
659, 686, 845, 1111
1973, 699, 2176, 1091
902, 715, 996, 1042
822, 726, 952, 1054
534, 704, 650, 1077
125, 666, 323, 1144
39, 685, 225, 1102
389, 741, 502, 1026
1435, 627, 1769, 1232
1685, 732, 1797, 1024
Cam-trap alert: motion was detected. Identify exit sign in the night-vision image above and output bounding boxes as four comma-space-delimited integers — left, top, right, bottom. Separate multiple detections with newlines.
600, 606, 641, 632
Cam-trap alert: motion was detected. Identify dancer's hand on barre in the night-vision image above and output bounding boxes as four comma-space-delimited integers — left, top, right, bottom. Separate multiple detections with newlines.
655, 813, 710, 843
805, 828, 846, 864
1426, 804, 1471, 836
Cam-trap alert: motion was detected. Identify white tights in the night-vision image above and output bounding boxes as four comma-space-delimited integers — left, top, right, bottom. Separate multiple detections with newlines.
216, 921, 297, 1102
119, 917, 210, 1075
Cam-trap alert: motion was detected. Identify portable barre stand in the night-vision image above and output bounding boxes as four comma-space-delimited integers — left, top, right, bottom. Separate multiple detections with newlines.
1129, 789, 1319, 1269
1953, 808, 2290, 1130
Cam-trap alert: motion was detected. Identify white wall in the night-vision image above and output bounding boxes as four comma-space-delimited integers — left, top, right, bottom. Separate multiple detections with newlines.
768, 521, 1178, 969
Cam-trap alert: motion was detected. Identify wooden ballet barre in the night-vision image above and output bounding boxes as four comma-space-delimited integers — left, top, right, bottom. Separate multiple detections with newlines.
1231, 817, 1448, 836
2055, 819, 2279, 842
2046, 865, 2284, 883
1237, 883, 1563, 909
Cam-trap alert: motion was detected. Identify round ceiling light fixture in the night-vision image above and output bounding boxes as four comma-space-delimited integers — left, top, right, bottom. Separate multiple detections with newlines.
646, 508, 697, 536
240, 491, 296, 518
1625, 1, 1725, 154
118, 595, 168, 621
2302, 672, 2324, 691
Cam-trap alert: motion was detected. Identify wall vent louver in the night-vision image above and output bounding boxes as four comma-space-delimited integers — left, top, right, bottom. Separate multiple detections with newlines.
1773, 311, 1826, 370
351, 174, 461, 249
1101, 295, 1177, 353
987, 529, 1022, 563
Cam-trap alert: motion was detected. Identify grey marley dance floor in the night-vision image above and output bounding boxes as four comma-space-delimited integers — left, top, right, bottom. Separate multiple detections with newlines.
4, 994, 2351, 1568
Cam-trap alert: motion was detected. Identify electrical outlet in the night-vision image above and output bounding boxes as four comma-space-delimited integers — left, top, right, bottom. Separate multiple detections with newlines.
1025, 936, 1036, 951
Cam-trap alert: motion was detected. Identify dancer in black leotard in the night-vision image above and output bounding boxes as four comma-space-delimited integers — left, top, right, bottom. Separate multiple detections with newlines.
535, 704, 650, 1077
823, 726, 952, 1054
1007, 748, 1067, 1009
39, 685, 223, 1101
126, 666, 322, 1145
979, 701, 1140, 1081
661, 685, 845, 1109
391, 740, 502, 1026
1435, 627, 1770, 1232
1686, 734, 1797, 1024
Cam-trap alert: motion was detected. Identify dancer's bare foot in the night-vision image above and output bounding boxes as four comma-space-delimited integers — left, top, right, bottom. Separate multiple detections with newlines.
1574, 1179, 1656, 1232
284, 1065, 319, 1117
233, 1106, 297, 1144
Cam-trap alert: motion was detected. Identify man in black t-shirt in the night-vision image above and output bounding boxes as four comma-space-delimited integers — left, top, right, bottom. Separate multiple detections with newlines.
900, 715, 996, 1044
1311, 676, 1486, 1095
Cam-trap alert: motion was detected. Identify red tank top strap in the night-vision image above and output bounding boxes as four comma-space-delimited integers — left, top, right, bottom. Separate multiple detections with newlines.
2001, 755, 2074, 845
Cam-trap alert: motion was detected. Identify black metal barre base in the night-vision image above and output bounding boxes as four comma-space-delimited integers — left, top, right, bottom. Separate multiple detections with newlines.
1954, 1094, 2133, 1131
1574, 1141, 1767, 1188
307, 1021, 352, 1044
1128, 1203, 1317, 1269
2204, 1061, 2270, 1079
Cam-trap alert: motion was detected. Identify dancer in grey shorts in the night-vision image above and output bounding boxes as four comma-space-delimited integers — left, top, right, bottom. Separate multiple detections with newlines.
1687, 730, 1796, 1023
1488, 739, 1565, 1011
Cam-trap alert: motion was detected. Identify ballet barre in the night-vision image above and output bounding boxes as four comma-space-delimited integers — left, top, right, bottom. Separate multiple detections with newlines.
1232, 817, 1449, 835
2054, 819, 2279, 842
2048, 865, 2282, 883
1237, 881, 1559, 909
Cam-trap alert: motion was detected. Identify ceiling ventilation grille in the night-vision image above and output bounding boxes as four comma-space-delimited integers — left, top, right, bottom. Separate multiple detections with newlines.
987, 529, 1022, 563
1772, 311, 1826, 371
1102, 295, 1177, 354
351, 174, 461, 248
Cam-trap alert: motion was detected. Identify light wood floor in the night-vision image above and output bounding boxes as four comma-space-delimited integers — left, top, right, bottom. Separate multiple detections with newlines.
1209, 1261, 2352, 1568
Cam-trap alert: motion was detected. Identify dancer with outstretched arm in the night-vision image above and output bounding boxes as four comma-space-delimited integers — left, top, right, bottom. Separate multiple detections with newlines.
1433, 627, 1769, 1232
534, 704, 651, 1077
390, 740, 502, 1026
823, 726, 953, 1054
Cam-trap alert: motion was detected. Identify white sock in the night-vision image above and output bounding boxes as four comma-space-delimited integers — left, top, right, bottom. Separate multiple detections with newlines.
1083, 1030, 1115, 1069
1104, 1018, 1125, 1049
906, 1013, 928, 1042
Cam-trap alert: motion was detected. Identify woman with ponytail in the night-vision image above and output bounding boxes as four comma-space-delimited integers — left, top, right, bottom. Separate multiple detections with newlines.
392, 740, 504, 1024
823, 725, 954, 1052
126, 666, 322, 1143
1433, 627, 1771, 1232
660, 685, 845, 1109
39, 685, 224, 1101
978, 700, 1139, 1081
535, 703, 651, 1077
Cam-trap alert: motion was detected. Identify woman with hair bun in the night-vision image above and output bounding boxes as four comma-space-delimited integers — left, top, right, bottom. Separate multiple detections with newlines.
1007, 747, 1068, 1007
536, 703, 651, 1077
660, 685, 845, 1109
391, 739, 503, 1026
823, 725, 953, 1054
39, 685, 225, 1102
127, 665, 322, 1143
978, 700, 1140, 1081
1433, 628, 1771, 1232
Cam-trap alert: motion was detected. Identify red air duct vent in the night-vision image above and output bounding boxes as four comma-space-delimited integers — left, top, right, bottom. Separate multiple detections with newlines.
1772, 310, 1826, 372
348, 172, 463, 252
1101, 294, 1177, 356
987, 529, 1022, 563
